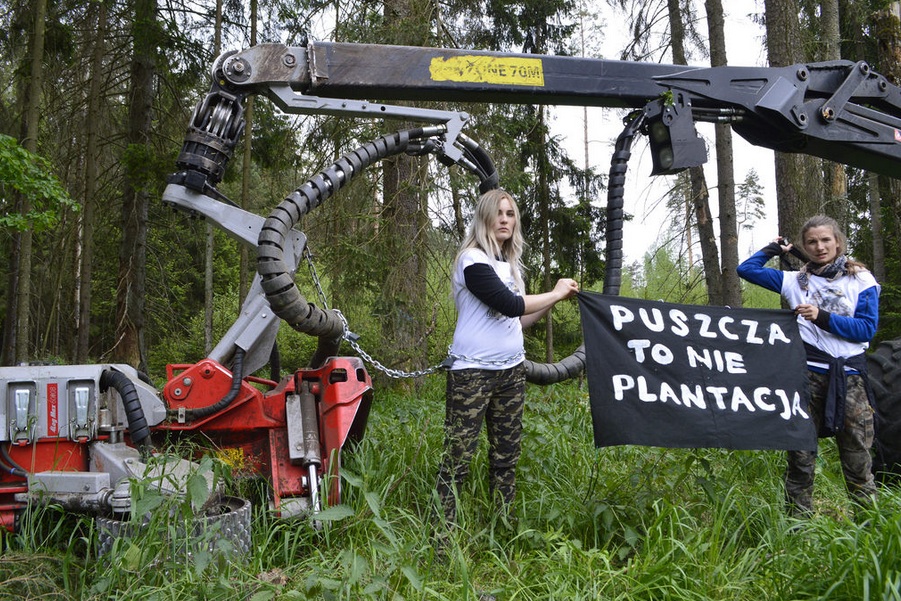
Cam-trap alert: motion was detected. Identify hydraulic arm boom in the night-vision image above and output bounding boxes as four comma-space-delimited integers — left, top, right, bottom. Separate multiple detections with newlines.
209, 41, 901, 179
163, 40, 901, 377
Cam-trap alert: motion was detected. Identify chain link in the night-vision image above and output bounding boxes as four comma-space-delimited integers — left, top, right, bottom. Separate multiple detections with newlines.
305, 246, 446, 379
334, 310, 448, 379
304, 247, 330, 310
444, 349, 526, 367
304, 246, 522, 379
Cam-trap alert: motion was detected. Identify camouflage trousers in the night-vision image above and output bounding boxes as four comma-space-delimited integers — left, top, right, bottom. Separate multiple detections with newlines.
785, 371, 877, 514
436, 365, 526, 525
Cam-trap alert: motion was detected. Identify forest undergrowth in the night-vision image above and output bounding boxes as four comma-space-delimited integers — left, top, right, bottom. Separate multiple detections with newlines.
2, 376, 900, 600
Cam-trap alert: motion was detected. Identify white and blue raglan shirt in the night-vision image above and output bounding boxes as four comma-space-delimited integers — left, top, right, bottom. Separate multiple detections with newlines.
737, 246, 880, 374
449, 248, 526, 371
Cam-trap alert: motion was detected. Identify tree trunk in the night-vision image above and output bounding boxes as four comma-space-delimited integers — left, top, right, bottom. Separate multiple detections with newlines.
12, 0, 47, 363
76, 0, 108, 363
872, 3, 901, 283
1, 239, 19, 365
668, 0, 721, 304
536, 105, 555, 362
868, 173, 886, 282
706, 0, 741, 307
238, 0, 258, 305
821, 0, 848, 228
689, 167, 722, 303
378, 0, 431, 378
452, 183, 465, 240
764, 0, 824, 242
380, 153, 429, 374
113, 0, 157, 371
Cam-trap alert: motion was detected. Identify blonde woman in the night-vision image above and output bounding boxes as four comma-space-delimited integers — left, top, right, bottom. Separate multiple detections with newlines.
436, 189, 579, 527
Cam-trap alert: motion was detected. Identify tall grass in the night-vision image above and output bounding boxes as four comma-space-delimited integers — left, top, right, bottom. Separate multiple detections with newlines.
2, 377, 900, 600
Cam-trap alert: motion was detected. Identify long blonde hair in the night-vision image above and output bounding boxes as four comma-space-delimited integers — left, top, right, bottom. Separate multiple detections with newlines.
455, 189, 526, 292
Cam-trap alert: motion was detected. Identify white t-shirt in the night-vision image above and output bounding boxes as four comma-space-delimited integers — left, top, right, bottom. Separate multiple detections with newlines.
782, 269, 879, 363
449, 248, 525, 370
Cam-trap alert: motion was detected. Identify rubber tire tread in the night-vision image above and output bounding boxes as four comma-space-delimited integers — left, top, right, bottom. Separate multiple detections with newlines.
868, 338, 901, 483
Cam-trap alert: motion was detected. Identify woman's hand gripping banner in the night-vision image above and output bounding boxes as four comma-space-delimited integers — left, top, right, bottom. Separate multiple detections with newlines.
578, 292, 817, 451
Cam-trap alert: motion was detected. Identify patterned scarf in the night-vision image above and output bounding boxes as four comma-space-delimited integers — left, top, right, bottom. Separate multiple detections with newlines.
797, 254, 849, 291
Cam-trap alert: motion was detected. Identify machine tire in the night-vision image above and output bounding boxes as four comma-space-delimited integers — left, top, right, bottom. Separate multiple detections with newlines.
868, 338, 901, 483
96, 494, 252, 558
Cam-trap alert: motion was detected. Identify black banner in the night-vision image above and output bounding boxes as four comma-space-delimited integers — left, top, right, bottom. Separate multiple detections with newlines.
578, 292, 816, 451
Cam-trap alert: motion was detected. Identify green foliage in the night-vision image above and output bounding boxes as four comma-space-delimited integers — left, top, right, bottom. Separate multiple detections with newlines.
659, 89, 675, 106
736, 169, 767, 232
250, 104, 301, 172
7, 0, 901, 593
548, 160, 608, 289
874, 283, 901, 345
844, 168, 901, 344
620, 244, 708, 304
7, 378, 901, 599
145, 282, 253, 378
0, 134, 78, 231
456, 0, 576, 54
121, 143, 165, 192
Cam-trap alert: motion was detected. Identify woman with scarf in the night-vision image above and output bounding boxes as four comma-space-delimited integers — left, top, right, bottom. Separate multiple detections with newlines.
737, 215, 880, 516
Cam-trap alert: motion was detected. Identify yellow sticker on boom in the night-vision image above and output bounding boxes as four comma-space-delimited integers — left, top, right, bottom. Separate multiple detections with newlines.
430, 56, 545, 87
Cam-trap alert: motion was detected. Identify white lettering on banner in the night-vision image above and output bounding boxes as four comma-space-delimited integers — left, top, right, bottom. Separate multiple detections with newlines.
685, 346, 746, 373
718, 316, 739, 340
696, 314, 718, 338
767, 323, 792, 345
638, 307, 666, 332
610, 374, 806, 421
582, 293, 815, 450
610, 305, 634, 331
626, 340, 745, 372
670, 310, 689, 336
608, 304, 791, 345
741, 319, 764, 344
627, 339, 675, 365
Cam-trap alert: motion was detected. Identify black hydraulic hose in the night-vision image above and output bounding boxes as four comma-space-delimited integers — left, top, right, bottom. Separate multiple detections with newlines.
462, 139, 499, 192
257, 128, 442, 368
257, 127, 498, 369
170, 347, 246, 421
0, 444, 27, 478
100, 369, 154, 457
525, 112, 645, 385
429, 132, 497, 192
604, 111, 646, 295
269, 341, 281, 383
524, 346, 587, 385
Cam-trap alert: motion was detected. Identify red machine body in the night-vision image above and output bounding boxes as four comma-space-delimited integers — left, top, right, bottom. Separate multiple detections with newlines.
0, 356, 372, 529
157, 356, 372, 511
1, 439, 90, 530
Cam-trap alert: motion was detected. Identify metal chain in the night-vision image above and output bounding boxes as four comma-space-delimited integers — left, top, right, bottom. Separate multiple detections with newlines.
304, 247, 330, 310
304, 246, 446, 379
334, 310, 448, 379
444, 349, 526, 367
304, 246, 523, 379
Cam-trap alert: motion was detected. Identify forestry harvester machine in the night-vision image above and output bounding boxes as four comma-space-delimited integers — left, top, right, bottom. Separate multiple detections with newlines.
3, 40, 901, 546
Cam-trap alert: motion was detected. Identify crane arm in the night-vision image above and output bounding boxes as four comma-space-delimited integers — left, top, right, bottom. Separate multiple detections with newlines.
206, 41, 901, 179
162, 40, 901, 374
